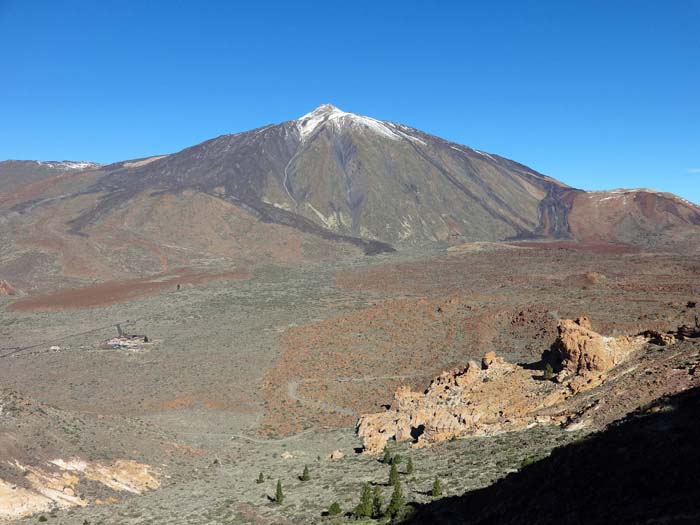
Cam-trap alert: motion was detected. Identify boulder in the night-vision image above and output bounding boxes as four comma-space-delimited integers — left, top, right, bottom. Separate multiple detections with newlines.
550, 318, 615, 376
328, 450, 345, 460
677, 316, 700, 339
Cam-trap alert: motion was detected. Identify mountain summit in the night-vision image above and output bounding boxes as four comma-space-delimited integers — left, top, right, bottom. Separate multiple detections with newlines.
1, 105, 699, 290
296, 104, 405, 142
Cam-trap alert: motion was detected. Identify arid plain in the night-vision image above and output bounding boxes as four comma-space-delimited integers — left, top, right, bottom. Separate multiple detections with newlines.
2, 238, 699, 523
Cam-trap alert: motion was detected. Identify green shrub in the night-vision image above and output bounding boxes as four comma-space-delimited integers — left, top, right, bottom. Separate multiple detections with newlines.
327, 502, 341, 515
405, 457, 414, 474
521, 456, 537, 469
431, 477, 443, 498
256, 472, 265, 484
391, 454, 403, 465
544, 363, 554, 380
300, 465, 310, 481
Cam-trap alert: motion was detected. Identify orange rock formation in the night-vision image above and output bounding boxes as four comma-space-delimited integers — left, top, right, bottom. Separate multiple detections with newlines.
357, 318, 649, 454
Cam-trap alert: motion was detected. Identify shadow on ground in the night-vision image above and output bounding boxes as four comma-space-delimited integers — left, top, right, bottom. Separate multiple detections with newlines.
405, 387, 700, 525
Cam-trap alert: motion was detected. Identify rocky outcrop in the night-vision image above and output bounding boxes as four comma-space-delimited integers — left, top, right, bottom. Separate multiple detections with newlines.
677, 315, 700, 340
481, 351, 505, 370
0, 459, 159, 520
405, 388, 700, 525
357, 318, 652, 454
546, 317, 646, 393
0, 388, 163, 520
642, 330, 677, 346
357, 356, 563, 454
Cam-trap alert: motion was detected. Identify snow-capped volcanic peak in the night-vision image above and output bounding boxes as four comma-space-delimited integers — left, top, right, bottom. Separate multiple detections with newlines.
296, 104, 400, 141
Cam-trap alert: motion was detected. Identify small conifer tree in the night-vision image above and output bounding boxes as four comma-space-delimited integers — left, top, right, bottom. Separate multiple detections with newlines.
275, 479, 284, 504
372, 485, 384, 519
391, 453, 403, 465
405, 456, 414, 474
431, 477, 443, 498
354, 483, 373, 518
387, 480, 405, 518
256, 472, 265, 484
388, 463, 399, 485
327, 502, 341, 515
300, 465, 310, 481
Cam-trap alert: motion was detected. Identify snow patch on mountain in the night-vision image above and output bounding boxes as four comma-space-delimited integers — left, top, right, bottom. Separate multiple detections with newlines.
472, 149, 495, 160
589, 188, 700, 209
35, 160, 101, 171
296, 104, 401, 141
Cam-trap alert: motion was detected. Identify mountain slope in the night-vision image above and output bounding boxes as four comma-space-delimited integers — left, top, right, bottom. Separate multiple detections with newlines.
0, 160, 101, 197
1, 105, 699, 293
52, 104, 700, 248
62, 104, 574, 245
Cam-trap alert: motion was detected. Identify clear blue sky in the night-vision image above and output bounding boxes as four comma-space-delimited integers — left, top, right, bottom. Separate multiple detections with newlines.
1, 1, 698, 202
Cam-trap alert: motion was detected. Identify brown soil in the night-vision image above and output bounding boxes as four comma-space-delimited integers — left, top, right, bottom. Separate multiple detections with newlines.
0, 168, 98, 208
3, 190, 361, 294
507, 241, 641, 254
260, 245, 700, 437
8, 268, 249, 311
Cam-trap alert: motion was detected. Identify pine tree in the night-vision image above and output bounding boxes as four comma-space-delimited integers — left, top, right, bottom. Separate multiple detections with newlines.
256, 472, 265, 484
391, 453, 403, 465
388, 463, 399, 486
431, 477, 442, 498
300, 465, 310, 481
371, 485, 384, 519
386, 480, 405, 518
382, 448, 392, 464
353, 483, 373, 518
275, 479, 284, 504
327, 502, 341, 515
405, 457, 414, 474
